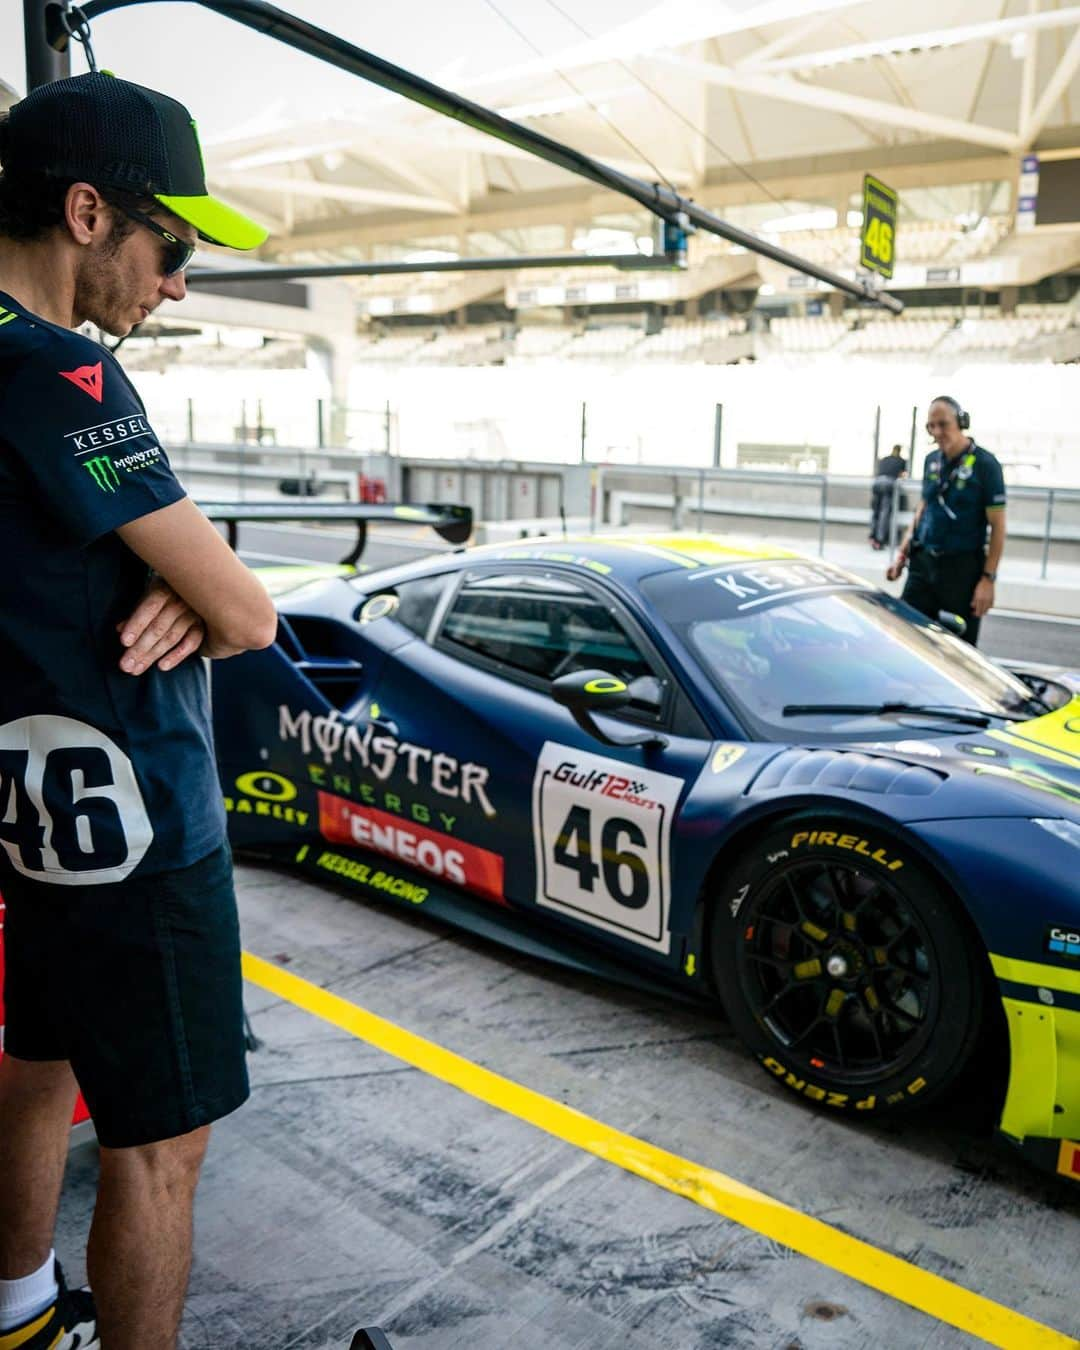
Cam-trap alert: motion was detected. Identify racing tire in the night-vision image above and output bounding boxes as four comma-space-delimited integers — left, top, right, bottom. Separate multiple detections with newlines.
710, 812, 984, 1115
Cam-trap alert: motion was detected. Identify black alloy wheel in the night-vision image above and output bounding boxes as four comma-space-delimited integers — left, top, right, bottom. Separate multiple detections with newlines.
711, 814, 985, 1113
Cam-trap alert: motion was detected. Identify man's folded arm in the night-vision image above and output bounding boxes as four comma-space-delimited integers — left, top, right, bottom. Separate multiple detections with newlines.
117, 498, 278, 656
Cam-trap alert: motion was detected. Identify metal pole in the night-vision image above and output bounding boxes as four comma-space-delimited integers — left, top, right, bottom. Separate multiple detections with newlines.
579, 401, 587, 463
818, 476, 829, 557
889, 477, 901, 556
1041, 488, 1055, 579
712, 403, 723, 467
189, 251, 680, 283
872, 404, 881, 471
186, 397, 195, 444
316, 398, 325, 449
24, 0, 70, 91
908, 404, 918, 462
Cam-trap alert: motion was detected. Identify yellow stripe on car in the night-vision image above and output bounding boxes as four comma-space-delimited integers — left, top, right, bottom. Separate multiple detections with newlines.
990, 697, 1080, 768
991, 953, 1080, 997
639, 534, 800, 565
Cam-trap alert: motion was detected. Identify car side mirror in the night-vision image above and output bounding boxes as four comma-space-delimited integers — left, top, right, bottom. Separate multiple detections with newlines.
936, 610, 968, 638
551, 669, 667, 748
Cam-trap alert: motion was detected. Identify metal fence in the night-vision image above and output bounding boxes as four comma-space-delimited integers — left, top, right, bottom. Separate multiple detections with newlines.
167, 438, 1080, 578
589, 463, 1080, 577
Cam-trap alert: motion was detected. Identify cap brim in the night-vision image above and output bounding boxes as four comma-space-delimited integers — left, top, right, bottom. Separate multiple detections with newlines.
154, 192, 268, 249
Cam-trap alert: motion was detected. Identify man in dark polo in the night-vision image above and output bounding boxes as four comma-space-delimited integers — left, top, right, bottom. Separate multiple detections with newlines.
886, 395, 1006, 647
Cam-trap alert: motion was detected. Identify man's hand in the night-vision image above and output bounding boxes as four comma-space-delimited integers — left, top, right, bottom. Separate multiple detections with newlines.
885, 551, 907, 583
971, 576, 995, 618
117, 579, 206, 675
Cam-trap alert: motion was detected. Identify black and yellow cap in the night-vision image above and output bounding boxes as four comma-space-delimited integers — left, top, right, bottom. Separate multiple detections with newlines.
0, 72, 266, 250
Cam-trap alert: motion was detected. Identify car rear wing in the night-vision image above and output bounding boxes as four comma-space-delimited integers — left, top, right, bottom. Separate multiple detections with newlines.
198, 501, 473, 565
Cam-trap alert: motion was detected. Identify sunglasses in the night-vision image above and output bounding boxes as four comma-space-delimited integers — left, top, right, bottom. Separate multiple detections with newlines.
115, 205, 195, 276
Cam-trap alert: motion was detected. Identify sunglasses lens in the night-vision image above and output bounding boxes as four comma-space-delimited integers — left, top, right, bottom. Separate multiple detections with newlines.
170, 246, 189, 276
163, 237, 193, 276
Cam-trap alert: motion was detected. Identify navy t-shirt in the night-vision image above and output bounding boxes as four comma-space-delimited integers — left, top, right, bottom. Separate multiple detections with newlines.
0, 290, 226, 885
916, 442, 1006, 554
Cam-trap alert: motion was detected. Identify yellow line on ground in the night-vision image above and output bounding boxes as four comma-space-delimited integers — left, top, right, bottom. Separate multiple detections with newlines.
243, 951, 1079, 1350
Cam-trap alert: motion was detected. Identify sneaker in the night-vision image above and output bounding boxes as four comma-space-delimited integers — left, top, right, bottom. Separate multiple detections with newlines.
0, 1263, 99, 1350
350, 1332, 395, 1350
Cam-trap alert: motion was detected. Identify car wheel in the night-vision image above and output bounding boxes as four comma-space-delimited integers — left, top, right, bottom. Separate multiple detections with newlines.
711, 813, 984, 1113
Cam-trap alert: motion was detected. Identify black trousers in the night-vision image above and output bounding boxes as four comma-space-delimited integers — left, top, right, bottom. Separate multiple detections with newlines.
900, 547, 987, 646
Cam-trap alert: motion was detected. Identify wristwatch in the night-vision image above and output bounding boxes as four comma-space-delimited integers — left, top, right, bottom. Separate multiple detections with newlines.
982, 570, 997, 582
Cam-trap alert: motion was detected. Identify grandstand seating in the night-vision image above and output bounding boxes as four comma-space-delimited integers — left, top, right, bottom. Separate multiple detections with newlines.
560, 326, 645, 359
513, 327, 574, 359
768, 305, 1077, 359
124, 302, 1079, 374
769, 317, 847, 353
636, 317, 748, 361
352, 308, 1080, 365
691, 217, 1012, 270
844, 317, 952, 355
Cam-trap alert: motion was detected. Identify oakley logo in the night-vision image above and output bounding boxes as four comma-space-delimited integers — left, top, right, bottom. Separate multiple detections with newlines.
84, 456, 120, 493
59, 361, 103, 402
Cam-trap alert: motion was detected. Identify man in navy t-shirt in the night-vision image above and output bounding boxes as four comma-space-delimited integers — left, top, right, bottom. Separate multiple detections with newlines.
886, 395, 1007, 647
0, 74, 276, 1350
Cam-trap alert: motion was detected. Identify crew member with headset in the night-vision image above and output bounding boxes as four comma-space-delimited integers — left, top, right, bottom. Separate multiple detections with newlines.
886, 395, 1006, 647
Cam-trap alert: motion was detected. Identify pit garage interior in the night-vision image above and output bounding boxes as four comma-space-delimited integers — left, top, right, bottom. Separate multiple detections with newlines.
4, 1, 1080, 1348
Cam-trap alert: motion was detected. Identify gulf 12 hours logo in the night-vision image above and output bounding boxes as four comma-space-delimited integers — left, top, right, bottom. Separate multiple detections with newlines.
531, 742, 684, 953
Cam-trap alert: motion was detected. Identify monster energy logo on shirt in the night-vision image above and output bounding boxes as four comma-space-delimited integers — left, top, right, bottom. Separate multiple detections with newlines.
84, 455, 120, 492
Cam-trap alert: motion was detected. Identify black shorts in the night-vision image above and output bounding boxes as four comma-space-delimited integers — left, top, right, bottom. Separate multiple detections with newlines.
2, 843, 249, 1149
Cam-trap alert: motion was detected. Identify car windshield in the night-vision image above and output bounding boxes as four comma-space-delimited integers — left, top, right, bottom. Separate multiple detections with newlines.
641, 563, 1037, 742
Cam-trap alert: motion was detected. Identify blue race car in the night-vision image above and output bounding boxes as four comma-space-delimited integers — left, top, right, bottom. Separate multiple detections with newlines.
211, 517, 1080, 1183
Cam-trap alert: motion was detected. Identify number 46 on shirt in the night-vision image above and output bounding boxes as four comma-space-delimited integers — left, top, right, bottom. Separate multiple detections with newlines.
0, 716, 152, 883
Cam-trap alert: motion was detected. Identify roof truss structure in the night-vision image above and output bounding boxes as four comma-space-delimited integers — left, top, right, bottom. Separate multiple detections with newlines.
64, 1, 1080, 299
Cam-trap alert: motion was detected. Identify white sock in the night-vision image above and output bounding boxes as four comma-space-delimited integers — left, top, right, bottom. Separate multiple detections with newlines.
0, 1251, 58, 1331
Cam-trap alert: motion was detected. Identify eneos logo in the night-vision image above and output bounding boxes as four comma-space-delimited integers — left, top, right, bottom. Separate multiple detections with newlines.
317, 792, 504, 904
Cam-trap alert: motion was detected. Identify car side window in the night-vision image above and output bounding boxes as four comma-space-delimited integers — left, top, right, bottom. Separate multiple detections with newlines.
357, 573, 452, 640
439, 571, 655, 688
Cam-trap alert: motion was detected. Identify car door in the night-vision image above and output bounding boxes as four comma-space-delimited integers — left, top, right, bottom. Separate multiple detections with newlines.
356, 564, 712, 963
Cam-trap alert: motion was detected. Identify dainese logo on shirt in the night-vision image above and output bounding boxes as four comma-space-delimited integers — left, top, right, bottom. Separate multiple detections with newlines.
59, 361, 103, 403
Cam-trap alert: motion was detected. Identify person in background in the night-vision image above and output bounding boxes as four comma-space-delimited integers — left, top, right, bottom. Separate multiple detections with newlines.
886, 396, 1006, 647
0, 73, 276, 1350
869, 443, 907, 550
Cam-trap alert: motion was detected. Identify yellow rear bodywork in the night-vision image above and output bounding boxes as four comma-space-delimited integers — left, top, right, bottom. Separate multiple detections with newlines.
992, 953, 1080, 1181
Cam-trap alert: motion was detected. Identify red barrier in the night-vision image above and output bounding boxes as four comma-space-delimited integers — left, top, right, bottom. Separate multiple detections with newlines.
357, 475, 387, 504
0, 896, 90, 1126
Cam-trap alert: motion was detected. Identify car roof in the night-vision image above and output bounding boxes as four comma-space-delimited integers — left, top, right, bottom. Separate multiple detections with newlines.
462, 533, 803, 584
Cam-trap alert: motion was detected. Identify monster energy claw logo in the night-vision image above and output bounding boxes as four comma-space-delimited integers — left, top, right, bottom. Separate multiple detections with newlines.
84, 455, 120, 492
